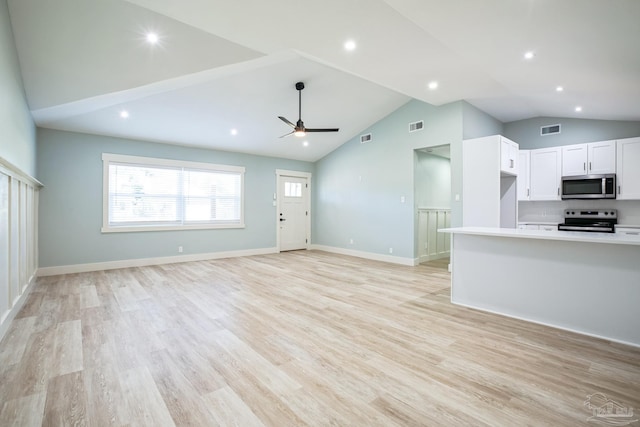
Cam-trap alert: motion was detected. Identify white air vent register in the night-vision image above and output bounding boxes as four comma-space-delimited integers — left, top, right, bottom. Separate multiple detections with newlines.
540, 124, 561, 136
409, 120, 424, 132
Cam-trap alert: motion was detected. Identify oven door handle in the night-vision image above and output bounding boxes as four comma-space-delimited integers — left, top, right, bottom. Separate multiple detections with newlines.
558, 225, 614, 232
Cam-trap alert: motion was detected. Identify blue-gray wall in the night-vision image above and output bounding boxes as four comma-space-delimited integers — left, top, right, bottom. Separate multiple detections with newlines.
36, 129, 314, 267
414, 151, 451, 209
0, 0, 36, 176
504, 117, 640, 149
462, 102, 504, 140
314, 99, 463, 260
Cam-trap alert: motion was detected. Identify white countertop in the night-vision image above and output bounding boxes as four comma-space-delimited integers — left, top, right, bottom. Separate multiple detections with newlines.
439, 227, 640, 246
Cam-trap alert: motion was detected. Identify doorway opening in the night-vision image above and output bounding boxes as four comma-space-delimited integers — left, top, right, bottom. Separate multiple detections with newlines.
414, 144, 452, 265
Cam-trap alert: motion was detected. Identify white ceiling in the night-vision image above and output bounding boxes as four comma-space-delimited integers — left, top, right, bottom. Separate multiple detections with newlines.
8, 0, 640, 162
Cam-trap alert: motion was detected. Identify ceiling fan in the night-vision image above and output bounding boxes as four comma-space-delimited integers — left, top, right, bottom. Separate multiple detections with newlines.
278, 82, 339, 138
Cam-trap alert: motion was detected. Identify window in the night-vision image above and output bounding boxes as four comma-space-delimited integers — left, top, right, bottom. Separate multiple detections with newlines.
284, 181, 302, 198
102, 153, 244, 232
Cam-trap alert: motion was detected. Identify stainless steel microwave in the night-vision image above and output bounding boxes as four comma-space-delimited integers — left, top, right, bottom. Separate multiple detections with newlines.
561, 174, 616, 199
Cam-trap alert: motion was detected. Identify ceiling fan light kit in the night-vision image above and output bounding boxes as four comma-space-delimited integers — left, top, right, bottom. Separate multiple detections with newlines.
278, 82, 339, 138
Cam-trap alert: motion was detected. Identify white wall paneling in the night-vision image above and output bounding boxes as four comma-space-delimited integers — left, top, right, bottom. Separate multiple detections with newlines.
0, 173, 9, 322
9, 178, 19, 307
0, 157, 41, 341
418, 208, 451, 263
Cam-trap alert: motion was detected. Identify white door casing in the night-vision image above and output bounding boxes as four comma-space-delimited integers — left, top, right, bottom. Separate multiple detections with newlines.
276, 170, 311, 252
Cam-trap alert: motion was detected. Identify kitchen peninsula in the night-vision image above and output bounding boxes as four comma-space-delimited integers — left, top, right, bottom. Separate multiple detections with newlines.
441, 227, 640, 347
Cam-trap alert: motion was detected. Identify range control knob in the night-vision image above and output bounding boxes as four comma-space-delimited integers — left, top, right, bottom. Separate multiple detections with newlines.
604, 212, 609, 215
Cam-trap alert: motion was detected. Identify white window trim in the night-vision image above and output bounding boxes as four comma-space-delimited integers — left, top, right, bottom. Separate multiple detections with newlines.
102, 153, 245, 233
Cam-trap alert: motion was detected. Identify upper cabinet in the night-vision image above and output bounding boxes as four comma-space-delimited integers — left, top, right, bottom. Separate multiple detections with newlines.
616, 137, 640, 200
561, 140, 616, 176
513, 137, 638, 202
530, 147, 562, 200
517, 150, 530, 201
588, 140, 617, 174
500, 137, 518, 175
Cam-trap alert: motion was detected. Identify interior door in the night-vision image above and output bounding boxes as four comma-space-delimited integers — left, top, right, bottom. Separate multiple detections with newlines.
278, 175, 308, 251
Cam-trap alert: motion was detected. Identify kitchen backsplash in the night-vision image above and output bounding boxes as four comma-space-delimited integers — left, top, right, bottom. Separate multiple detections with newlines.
518, 200, 640, 225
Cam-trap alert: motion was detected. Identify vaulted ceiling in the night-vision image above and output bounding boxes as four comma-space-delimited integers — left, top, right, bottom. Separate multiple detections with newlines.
8, 0, 640, 161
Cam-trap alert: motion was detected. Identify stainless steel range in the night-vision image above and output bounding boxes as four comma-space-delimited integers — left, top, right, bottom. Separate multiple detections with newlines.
558, 209, 617, 233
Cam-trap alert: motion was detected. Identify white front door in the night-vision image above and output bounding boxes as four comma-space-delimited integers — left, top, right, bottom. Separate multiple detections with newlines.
278, 175, 309, 251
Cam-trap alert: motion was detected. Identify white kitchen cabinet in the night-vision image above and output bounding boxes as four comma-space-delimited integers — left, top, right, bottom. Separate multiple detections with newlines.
530, 147, 562, 200
462, 135, 518, 228
517, 150, 530, 201
561, 144, 588, 176
562, 140, 616, 176
517, 223, 557, 231
588, 140, 616, 174
518, 224, 539, 230
617, 137, 640, 200
616, 227, 640, 236
500, 137, 518, 175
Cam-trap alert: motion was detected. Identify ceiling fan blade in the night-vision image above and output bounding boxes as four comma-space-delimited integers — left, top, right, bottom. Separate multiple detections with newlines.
279, 131, 294, 138
278, 116, 295, 128
305, 128, 340, 133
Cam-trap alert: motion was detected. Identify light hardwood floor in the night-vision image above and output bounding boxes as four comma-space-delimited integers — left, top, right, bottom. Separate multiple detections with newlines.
0, 250, 638, 426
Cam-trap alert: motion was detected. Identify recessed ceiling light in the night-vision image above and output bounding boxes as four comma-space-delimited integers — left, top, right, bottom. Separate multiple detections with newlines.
524, 51, 535, 60
120, 110, 129, 119
556, 86, 564, 92
230, 128, 238, 136
146, 32, 159, 45
575, 106, 583, 112
344, 39, 356, 51
303, 141, 309, 147
428, 81, 438, 90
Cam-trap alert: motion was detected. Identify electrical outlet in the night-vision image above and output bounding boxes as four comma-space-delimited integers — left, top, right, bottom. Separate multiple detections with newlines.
349, 238, 354, 245
400, 196, 405, 203
389, 247, 393, 254
178, 246, 183, 253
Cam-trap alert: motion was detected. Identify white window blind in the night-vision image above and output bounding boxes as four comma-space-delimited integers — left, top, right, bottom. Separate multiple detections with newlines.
102, 154, 244, 232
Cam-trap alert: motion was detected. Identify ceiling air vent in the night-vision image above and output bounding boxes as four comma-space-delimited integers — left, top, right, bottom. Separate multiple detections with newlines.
360, 133, 372, 144
409, 120, 424, 132
540, 124, 561, 136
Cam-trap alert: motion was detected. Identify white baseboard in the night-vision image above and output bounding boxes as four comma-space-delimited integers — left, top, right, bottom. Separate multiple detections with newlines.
37, 247, 279, 276
0, 273, 37, 343
418, 252, 450, 264
310, 245, 418, 266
